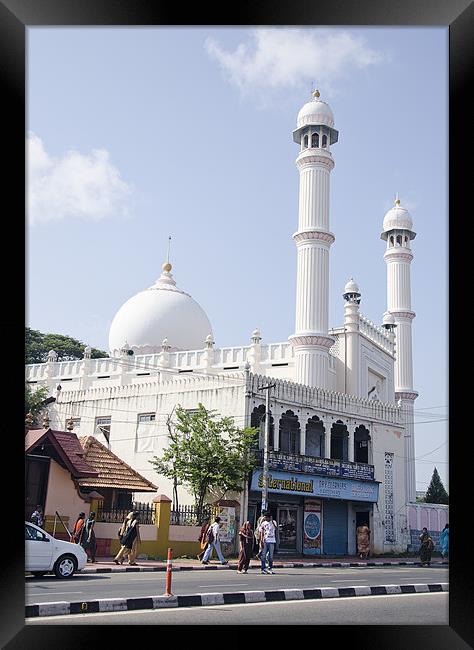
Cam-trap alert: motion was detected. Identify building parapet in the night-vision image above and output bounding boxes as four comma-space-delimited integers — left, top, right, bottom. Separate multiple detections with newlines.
247, 373, 403, 425
359, 314, 394, 355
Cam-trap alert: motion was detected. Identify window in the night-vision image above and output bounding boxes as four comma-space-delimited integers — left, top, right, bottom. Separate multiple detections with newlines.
65, 417, 81, 432
135, 413, 156, 453
303, 134, 309, 148
322, 134, 328, 148
311, 132, 319, 148
95, 416, 111, 444
396, 235, 402, 246
389, 235, 394, 246
25, 524, 48, 542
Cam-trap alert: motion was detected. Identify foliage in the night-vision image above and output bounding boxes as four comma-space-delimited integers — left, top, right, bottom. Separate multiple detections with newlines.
26, 327, 108, 364
25, 383, 50, 422
424, 467, 449, 505
149, 403, 258, 520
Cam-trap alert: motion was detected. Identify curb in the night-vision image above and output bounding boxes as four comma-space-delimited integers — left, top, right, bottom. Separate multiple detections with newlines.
80, 560, 449, 574
25, 582, 449, 618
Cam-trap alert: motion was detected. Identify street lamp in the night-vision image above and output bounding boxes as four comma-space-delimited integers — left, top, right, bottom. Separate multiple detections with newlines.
258, 383, 275, 513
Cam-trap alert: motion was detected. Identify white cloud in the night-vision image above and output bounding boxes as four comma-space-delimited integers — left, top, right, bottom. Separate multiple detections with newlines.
205, 28, 385, 103
27, 133, 133, 225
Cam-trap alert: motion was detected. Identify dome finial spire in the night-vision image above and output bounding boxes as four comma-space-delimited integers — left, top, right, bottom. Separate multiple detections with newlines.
312, 88, 320, 99
162, 235, 172, 272
395, 193, 401, 206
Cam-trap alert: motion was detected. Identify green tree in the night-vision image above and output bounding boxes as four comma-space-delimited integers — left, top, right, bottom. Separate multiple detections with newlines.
424, 467, 449, 504
25, 383, 50, 423
26, 327, 108, 363
149, 403, 258, 521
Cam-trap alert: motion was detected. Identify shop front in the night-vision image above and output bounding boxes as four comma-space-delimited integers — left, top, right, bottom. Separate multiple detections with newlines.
248, 468, 379, 556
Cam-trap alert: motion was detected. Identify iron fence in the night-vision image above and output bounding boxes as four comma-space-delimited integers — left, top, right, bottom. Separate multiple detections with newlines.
96, 501, 155, 525
169, 504, 216, 526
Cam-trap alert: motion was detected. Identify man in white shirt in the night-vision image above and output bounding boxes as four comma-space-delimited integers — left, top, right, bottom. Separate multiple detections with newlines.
258, 512, 278, 574
201, 516, 228, 565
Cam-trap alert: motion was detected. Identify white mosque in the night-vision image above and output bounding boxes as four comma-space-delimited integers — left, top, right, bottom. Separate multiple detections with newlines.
26, 91, 419, 555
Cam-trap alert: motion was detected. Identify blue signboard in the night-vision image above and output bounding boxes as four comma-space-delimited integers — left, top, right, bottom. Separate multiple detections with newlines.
251, 469, 379, 503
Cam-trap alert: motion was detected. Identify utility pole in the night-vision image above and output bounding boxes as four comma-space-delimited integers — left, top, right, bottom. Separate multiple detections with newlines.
258, 382, 275, 513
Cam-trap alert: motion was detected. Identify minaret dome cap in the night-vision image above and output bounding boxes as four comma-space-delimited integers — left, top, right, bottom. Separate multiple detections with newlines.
381, 197, 416, 240
293, 90, 339, 145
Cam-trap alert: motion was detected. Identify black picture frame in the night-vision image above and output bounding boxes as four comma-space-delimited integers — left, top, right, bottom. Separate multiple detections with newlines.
1, 0, 471, 646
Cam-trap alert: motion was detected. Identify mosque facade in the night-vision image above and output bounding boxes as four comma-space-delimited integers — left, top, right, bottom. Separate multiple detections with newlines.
26, 91, 418, 555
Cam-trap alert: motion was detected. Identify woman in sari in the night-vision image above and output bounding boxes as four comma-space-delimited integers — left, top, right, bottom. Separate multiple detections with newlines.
356, 524, 370, 559
237, 521, 254, 574
197, 517, 210, 562
419, 528, 435, 566
71, 512, 86, 544
439, 524, 449, 559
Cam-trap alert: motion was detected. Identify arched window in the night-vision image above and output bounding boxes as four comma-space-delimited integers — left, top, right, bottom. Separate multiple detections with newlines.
311, 132, 319, 148
404, 235, 408, 245
330, 420, 348, 461
306, 416, 324, 457
279, 410, 300, 455
251, 405, 273, 450
389, 235, 394, 246
354, 425, 371, 464
322, 134, 328, 148
303, 134, 309, 149
396, 235, 402, 246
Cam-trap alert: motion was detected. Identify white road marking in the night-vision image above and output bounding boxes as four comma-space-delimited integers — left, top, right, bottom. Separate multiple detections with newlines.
198, 583, 248, 587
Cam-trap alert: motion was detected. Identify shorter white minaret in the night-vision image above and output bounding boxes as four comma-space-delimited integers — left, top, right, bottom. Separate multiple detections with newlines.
381, 197, 418, 503
342, 278, 361, 397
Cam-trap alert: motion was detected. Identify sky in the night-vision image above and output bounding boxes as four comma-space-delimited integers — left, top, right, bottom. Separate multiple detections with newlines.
26, 27, 448, 494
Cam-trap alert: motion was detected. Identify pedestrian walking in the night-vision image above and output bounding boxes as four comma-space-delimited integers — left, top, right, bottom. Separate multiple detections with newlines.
254, 510, 267, 559
201, 516, 228, 565
197, 516, 210, 561
258, 512, 278, 574
356, 523, 371, 559
114, 511, 141, 565
83, 512, 97, 562
439, 523, 449, 559
237, 521, 254, 574
419, 527, 434, 566
30, 505, 44, 528
71, 512, 86, 544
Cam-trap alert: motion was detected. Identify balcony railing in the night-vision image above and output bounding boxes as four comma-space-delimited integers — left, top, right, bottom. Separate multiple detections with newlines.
254, 449, 375, 482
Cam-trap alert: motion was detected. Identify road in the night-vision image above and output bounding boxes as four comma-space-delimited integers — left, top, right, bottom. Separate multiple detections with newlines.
26, 565, 448, 605
26, 592, 448, 625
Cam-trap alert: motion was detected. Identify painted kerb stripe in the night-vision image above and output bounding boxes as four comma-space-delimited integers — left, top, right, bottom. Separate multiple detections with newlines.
25, 583, 449, 618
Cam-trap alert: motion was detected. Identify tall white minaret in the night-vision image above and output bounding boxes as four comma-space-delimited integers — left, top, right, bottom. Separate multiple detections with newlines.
289, 90, 339, 389
381, 196, 418, 503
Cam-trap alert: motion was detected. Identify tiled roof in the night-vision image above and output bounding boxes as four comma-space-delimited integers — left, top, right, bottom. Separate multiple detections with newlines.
25, 428, 99, 478
77, 436, 157, 492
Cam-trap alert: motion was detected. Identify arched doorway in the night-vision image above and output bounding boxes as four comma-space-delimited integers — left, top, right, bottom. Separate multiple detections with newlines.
354, 425, 371, 464
305, 416, 325, 457
330, 420, 349, 461
279, 410, 301, 454
250, 404, 274, 450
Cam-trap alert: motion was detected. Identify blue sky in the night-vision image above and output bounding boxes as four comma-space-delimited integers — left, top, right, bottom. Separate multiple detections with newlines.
27, 27, 448, 493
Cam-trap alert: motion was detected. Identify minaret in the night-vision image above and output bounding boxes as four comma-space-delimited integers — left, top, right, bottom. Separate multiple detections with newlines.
381, 196, 418, 503
289, 90, 339, 389
342, 278, 361, 397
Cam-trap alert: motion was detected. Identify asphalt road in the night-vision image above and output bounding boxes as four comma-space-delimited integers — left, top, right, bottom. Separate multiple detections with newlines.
26, 592, 449, 625
25, 565, 449, 605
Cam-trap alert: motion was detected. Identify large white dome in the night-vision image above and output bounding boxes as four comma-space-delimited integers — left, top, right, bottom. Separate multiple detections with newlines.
108, 264, 213, 356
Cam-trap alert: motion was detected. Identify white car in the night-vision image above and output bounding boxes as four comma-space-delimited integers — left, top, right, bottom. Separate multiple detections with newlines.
25, 521, 88, 578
